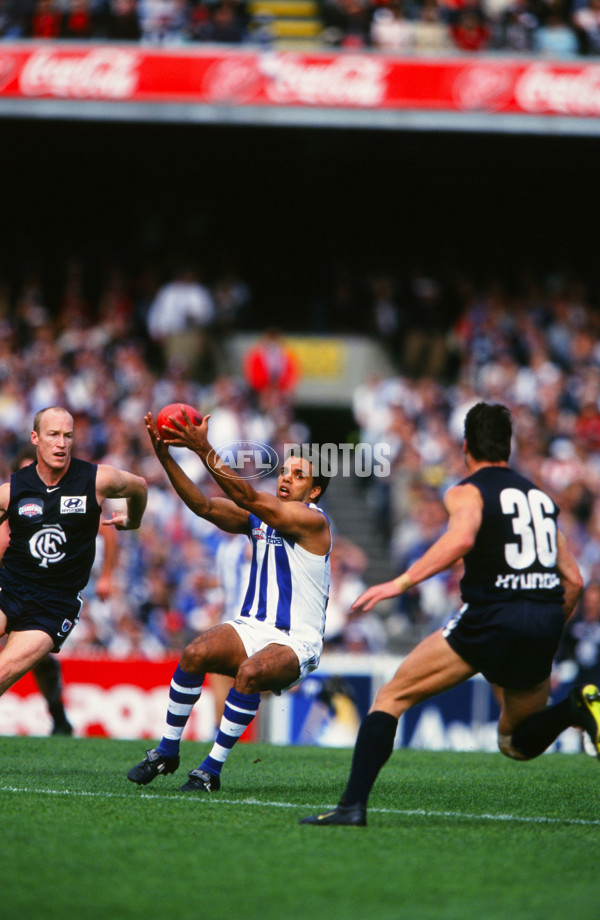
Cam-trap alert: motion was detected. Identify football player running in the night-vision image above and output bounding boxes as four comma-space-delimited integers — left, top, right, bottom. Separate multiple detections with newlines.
300, 402, 596, 827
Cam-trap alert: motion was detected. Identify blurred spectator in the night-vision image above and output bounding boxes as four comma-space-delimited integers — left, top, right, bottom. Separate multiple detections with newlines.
106, 0, 142, 38
558, 581, 600, 688
138, 0, 188, 42
208, 0, 246, 41
62, 0, 94, 37
574, 400, 600, 452
321, 0, 372, 47
30, 0, 63, 37
324, 539, 387, 652
370, 0, 416, 50
145, 262, 217, 380
401, 268, 448, 379
212, 261, 252, 334
96, 263, 136, 342
187, 0, 213, 37
106, 607, 168, 656
534, 2, 579, 53
392, 483, 451, 624
413, 0, 454, 50
449, 2, 491, 49
493, 0, 539, 51
317, 262, 367, 334
0, 0, 32, 35
367, 271, 407, 365
573, 0, 600, 53
243, 327, 301, 411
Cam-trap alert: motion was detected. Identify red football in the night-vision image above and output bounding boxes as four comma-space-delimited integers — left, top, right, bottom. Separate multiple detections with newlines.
155, 403, 202, 439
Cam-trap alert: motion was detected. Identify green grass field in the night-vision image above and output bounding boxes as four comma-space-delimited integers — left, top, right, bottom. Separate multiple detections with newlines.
2, 736, 599, 920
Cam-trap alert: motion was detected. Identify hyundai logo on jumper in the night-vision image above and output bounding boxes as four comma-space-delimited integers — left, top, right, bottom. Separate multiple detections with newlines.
207, 441, 280, 479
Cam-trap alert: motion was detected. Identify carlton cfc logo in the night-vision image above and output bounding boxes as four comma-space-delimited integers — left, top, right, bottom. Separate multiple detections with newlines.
29, 524, 67, 568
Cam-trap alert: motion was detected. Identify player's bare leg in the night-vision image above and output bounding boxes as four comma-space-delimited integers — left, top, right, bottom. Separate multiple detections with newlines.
496, 680, 551, 759
371, 630, 476, 719
0, 628, 54, 696
180, 622, 248, 677
234, 643, 300, 694
498, 678, 600, 760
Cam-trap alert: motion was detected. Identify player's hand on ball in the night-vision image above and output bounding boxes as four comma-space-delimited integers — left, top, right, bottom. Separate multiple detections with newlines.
155, 403, 203, 441
144, 411, 171, 461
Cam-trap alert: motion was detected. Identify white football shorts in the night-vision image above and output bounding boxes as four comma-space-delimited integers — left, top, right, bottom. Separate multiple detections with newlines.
228, 616, 322, 690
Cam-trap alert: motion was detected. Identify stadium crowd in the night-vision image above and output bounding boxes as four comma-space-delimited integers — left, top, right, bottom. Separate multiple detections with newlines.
0, 252, 599, 684
1, 0, 600, 57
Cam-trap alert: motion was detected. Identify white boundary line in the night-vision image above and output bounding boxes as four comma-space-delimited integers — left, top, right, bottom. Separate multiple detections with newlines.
1, 785, 598, 827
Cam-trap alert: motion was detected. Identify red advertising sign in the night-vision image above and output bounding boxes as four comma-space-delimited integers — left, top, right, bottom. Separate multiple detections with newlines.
1, 656, 257, 742
0, 43, 599, 118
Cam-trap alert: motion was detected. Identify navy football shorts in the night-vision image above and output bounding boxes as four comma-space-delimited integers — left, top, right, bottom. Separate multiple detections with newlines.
0, 573, 83, 653
442, 599, 566, 690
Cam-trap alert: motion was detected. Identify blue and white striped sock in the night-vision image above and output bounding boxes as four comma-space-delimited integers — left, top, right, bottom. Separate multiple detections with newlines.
156, 665, 205, 759
201, 688, 260, 776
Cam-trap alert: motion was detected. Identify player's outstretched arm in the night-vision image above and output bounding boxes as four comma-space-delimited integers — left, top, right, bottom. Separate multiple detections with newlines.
144, 411, 250, 534
151, 408, 329, 549
350, 578, 405, 613
157, 409, 262, 511
352, 483, 483, 614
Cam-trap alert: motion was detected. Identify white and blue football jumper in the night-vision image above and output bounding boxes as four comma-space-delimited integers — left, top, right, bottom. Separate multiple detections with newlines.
238, 505, 331, 655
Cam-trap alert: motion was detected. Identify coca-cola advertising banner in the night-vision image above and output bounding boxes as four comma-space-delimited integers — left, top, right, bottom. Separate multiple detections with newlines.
0, 43, 599, 119
1, 656, 257, 741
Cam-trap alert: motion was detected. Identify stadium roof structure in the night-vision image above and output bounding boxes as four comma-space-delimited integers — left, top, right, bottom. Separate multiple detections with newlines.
1, 42, 600, 136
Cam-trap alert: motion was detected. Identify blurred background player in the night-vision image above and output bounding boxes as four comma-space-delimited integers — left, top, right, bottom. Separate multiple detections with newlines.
212, 530, 252, 725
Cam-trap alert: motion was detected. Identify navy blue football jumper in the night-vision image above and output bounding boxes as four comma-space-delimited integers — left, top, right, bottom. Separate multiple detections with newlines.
1, 457, 101, 596
0, 458, 101, 650
458, 465, 564, 605
443, 465, 566, 689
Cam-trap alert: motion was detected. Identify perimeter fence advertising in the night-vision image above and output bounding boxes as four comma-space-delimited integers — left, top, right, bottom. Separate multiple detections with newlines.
0, 43, 599, 130
1, 653, 583, 753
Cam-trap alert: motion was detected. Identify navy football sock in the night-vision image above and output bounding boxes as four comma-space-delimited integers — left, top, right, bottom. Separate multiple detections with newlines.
340, 711, 398, 808
510, 697, 573, 759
